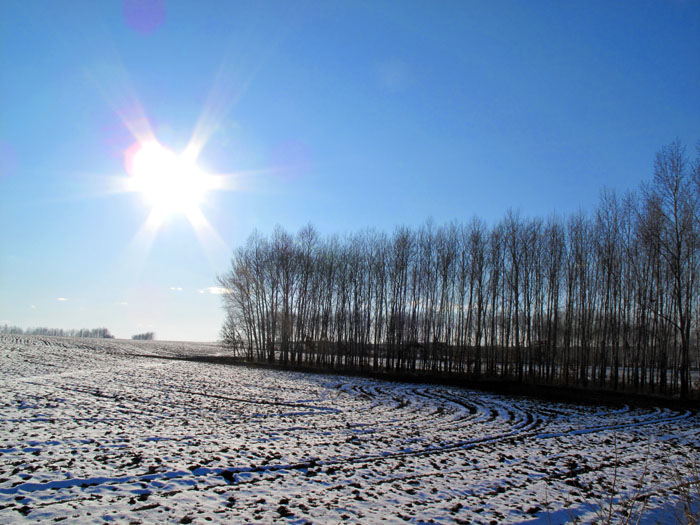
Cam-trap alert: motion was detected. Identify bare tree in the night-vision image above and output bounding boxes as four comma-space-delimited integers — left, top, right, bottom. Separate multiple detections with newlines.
218, 141, 699, 398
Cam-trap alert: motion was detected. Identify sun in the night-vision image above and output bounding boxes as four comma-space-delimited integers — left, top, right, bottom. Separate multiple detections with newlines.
126, 141, 217, 218
119, 137, 229, 267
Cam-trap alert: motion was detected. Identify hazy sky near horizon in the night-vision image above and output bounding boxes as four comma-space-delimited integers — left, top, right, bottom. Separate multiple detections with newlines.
1, 1, 699, 341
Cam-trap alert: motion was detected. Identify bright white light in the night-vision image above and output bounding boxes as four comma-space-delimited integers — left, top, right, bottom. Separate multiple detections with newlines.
127, 141, 217, 217
120, 137, 230, 268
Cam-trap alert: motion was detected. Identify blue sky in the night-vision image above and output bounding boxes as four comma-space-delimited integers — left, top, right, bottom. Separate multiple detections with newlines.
1, 1, 698, 341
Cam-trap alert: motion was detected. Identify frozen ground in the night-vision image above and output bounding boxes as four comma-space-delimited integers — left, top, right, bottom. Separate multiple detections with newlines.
0, 335, 698, 524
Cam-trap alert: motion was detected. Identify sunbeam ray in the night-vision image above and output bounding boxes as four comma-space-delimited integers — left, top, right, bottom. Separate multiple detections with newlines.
186, 207, 231, 270
184, 14, 292, 162
119, 209, 165, 278
85, 62, 156, 146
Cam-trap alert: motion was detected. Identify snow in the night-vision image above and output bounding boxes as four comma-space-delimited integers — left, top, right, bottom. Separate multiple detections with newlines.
0, 334, 698, 523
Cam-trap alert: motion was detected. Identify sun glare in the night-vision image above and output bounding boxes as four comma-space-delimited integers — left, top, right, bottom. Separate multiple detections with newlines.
119, 137, 229, 269
127, 141, 217, 217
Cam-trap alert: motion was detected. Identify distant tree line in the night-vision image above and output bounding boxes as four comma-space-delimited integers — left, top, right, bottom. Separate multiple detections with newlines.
0, 325, 115, 338
131, 332, 155, 340
219, 141, 700, 398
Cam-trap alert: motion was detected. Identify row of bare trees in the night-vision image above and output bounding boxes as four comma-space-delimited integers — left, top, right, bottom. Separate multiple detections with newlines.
219, 142, 700, 397
0, 325, 115, 339
131, 332, 155, 340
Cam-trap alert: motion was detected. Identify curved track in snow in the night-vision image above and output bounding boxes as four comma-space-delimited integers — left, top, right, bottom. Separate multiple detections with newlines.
0, 334, 698, 523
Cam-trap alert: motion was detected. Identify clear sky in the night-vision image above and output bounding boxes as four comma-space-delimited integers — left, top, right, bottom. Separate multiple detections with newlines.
1, 1, 699, 341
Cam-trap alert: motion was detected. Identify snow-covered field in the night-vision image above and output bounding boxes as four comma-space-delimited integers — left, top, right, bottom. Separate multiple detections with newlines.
1, 335, 698, 524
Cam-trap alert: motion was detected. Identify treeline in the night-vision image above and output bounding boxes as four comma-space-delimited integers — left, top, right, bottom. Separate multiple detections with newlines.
219, 141, 700, 398
0, 325, 115, 338
132, 332, 155, 340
